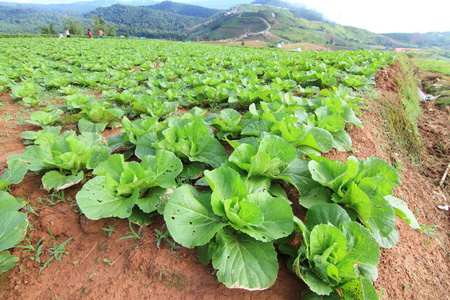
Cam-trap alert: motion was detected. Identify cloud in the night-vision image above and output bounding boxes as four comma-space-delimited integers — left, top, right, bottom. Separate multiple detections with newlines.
285, 0, 450, 33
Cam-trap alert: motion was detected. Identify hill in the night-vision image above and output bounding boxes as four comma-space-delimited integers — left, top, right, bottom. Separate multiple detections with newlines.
0, 6, 77, 34
383, 32, 450, 49
187, 3, 402, 49
151, 1, 222, 18
86, 3, 221, 38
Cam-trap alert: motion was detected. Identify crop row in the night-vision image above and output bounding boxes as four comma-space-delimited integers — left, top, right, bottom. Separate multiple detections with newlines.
0, 38, 421, 299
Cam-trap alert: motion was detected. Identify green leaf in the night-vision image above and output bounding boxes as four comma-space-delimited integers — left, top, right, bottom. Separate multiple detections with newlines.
278, 158, 318, 192
136, 187, 171, 214
331, 130, 352, 152
342, 107, 363, 128
358, 264, 378, 282
339, 277, 378, 300
384, 195, 420, 230
245, 176, 271, 194
309, 224, 347, 262
0, 159, 28, 190
210, 229, 279, 290
230, 192, 294, 242
305, 203, 351, 231
205, 167, 248, 218
78, 118, 108, 133
192, 138, 229, 168
76, 176, 137, 220
258, 135, 297, 165
368, 194, 396, 237
14, 145, 50, 172
92, 154, 125, 181
164, 185, 225, 248
301, 290, 341, 300
228, 143, 256, 172
0, 251, 19, 274
0, 194, 27, 252
339, 182, 372, 223
128, 206, 156, 227
309, 159, 358, 197
361, 157, 401, 185
370, 225, 399, 249
293, 263, 334, 296
0, 191, 24, 212
224, 198, 264, 227
42, 170, 84, 192
339, 277, 364, 300
298, 187, 332, 209
341, 222, 380, 266
26, 109, 63, 127
140, 150, 183, 189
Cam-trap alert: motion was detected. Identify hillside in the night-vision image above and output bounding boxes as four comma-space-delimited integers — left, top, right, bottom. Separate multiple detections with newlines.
383, 32, 450, 49
86, 3, 220, 38
151, 1, 221, 18
0, 6, 77, 34
187, 4, 405, 49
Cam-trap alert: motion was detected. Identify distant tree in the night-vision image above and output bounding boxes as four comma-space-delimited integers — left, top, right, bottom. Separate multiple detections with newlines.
106, 26, 116, 37
48, 22, 57, 34
92, 15, 116, 36
62, 18, 83, 35
38, 22, 57, 35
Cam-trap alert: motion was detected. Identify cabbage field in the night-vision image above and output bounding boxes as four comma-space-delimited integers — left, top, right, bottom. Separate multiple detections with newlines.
0, 38, 426, 299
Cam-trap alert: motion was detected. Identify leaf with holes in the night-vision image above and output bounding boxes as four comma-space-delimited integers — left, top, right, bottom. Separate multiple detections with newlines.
164, 185, 226, 248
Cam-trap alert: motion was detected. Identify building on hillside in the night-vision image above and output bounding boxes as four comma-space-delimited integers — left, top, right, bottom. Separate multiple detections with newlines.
393, 48, 423, 53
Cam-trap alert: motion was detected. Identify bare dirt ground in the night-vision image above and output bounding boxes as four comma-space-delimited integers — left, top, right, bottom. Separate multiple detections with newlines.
0, 65, 449, 299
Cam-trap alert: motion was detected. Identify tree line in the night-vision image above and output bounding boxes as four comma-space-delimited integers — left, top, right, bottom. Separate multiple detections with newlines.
38, 15, 116, 37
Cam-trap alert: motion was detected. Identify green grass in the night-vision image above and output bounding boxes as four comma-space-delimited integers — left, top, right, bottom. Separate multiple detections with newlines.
378, 55, 423, 159
413, 58, 450, 76
222, 18, 244, 29
436, 96, 450, 106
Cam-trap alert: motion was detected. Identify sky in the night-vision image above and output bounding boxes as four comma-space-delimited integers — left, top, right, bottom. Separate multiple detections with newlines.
3, 0, 450, 33
286, 0, 450, 33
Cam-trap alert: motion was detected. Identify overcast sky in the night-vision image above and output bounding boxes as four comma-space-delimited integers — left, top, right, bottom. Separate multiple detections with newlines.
4, 0, 450, 33
287, 0, 450, 33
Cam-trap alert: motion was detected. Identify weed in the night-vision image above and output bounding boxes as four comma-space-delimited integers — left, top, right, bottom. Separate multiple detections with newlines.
103, 253, 124, 266
38, 191, 70, 207
377, 56, 423, 160
2, 116, 13, 128
48, 237, 73, 262
89, 271, 96, 280
16, 237, 44, 263
47, 225, 55, 242
101, 225, 117, 238
22, 201, 39, 216
17, 117, 25, 126
394, 159, 404, 173
39, 237, 73, 274
154, 225, 180, 254
117, 221, 142, 242
420, 224, 444, 248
